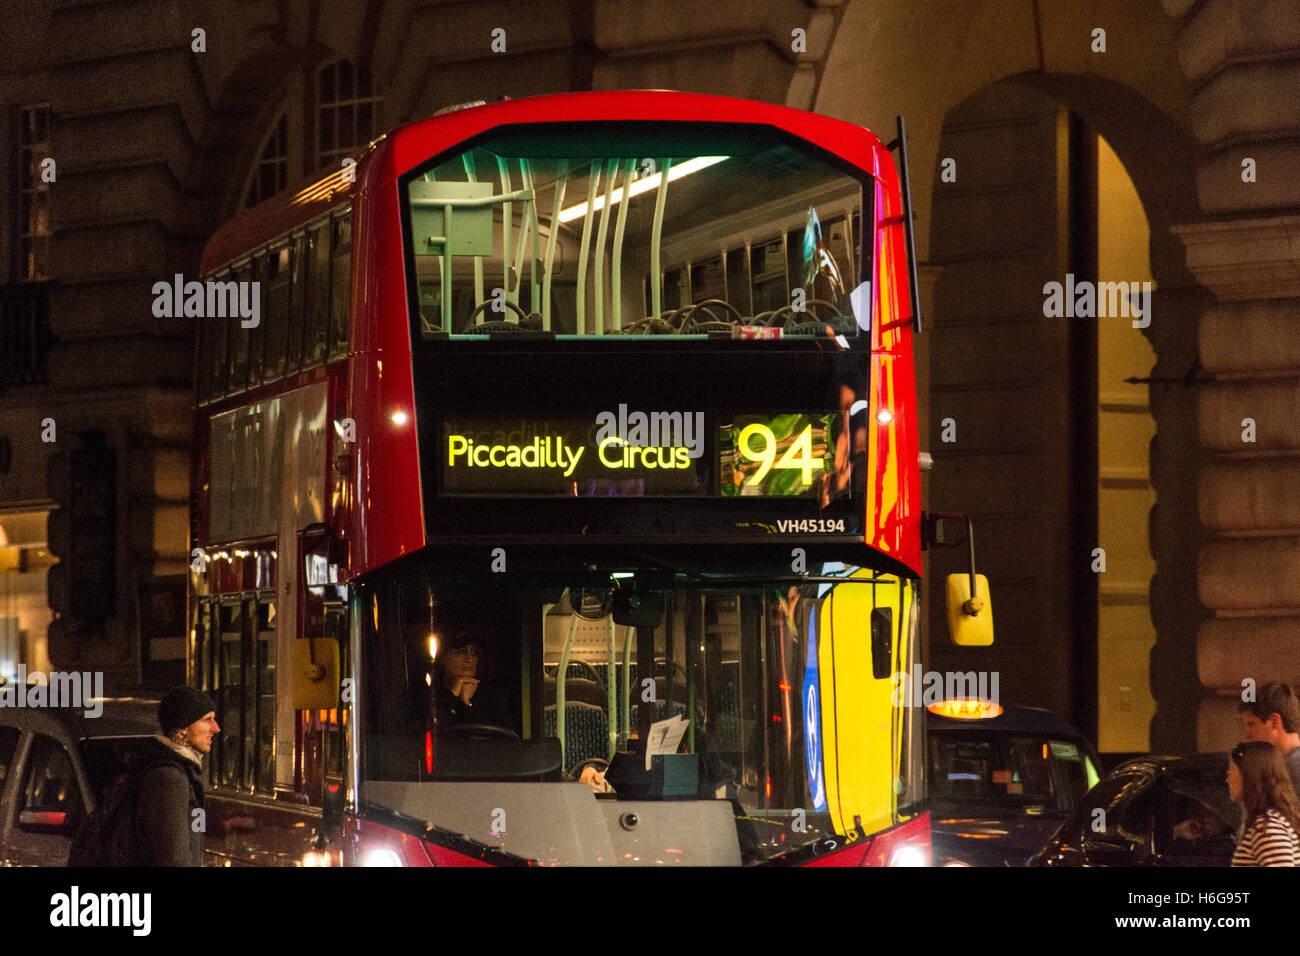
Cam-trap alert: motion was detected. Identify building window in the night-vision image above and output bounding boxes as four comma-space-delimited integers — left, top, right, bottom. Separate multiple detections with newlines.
16, 105, 51, 282
316, 60, 379, 171
244, 115, 288, 209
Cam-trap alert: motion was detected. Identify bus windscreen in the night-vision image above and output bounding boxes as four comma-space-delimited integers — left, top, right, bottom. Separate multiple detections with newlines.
355, 555, 910, 864
400, 124, 868, 339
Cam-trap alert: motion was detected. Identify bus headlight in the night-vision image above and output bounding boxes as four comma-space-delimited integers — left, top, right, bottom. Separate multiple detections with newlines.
361, 847, 404, 867
889, 845, 928, 867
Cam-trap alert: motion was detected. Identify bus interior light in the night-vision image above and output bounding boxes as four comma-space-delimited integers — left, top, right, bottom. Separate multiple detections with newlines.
557, 156, 728, 223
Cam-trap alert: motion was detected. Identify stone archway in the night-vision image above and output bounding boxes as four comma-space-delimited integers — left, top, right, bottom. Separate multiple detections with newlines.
812, 1, 1208, 752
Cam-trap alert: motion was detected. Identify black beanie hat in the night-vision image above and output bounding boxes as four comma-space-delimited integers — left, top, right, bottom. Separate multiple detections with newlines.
159, 686, 217, 735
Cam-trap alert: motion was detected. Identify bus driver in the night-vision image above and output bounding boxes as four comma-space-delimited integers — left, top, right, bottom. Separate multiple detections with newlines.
430, 628, 510, 730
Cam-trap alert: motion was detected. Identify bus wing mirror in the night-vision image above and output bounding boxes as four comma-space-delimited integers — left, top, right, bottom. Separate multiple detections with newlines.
293, 637, 340, 710
946, 572, 993, 646
926, 511, 995, 645
303, 523, 347, 605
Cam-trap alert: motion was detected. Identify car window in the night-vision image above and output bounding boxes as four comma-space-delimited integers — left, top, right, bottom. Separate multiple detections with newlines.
1161, 767, 1242, 860
1048, 740, 1098, 806
1114, 783, 1157, 845
930, 732, 1091, 813
18, 734, 82, 828
0, 725, 18, 792
1085, 771, 1154, 849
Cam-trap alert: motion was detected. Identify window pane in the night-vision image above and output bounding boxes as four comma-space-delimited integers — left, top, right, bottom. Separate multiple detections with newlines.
196, 303, 212, 405
338, 105, 354, 152
258, 164, 277, 202
305, 224, 330, 366
208, 292, 230, 399
219, 602, 244, 787
329, 216, 351, 359
319, 108, 334, 157
227, 264, 252, 392
242, 600, 256, 791
338, 59, 353, 101
264, 246, 289, 380
21, 735, 78, 817
285, 236, 306, 373
248, 256, 267, 384
256, 600, 276, 792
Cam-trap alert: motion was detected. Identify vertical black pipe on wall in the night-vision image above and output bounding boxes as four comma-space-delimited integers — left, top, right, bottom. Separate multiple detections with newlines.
1067, 112, 1100, 746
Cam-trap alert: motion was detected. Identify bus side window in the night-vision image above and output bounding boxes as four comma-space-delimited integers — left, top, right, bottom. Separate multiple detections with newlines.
248, 255, 267, 385
264, 246, 289, 381
228, 261, 252, 392
208, 270, 230, 399
328, 214, 351, 360
196, 297, 212, 405
285, 233, 306, 374
305, 222, 330, 367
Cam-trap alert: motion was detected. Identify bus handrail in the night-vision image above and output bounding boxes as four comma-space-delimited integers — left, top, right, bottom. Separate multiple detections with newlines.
556, 611, 579, 769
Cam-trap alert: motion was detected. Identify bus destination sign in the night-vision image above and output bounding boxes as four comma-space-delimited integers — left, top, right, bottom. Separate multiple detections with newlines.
439, 410, 838, 498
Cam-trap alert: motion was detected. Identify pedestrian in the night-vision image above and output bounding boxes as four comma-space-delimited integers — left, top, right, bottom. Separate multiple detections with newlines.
137, 686, 219, 866
1238, 681, 1300, 796
1227, 741, 1300, 867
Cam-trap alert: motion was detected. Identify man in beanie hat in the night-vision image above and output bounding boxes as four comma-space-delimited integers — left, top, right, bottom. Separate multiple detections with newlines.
134, 685, 219, 865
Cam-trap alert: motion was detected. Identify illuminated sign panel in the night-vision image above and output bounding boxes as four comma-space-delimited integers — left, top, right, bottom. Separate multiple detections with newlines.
719, 413, 836, 497
439, 412, 836, 498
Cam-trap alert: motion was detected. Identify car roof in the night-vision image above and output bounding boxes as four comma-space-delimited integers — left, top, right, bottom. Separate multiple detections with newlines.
0, 697, 159, 742
1107, 753, 1228, 775
926, 704, 1088, 739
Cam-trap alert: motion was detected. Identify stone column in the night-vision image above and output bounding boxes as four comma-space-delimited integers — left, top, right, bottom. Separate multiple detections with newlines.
1162, 0, 1300, 751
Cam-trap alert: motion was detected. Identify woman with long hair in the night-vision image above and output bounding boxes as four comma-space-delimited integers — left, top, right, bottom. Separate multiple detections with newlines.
1228, 740, 1300, 866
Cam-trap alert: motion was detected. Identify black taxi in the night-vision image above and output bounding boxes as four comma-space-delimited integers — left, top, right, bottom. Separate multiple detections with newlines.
927, 700, 1103, 867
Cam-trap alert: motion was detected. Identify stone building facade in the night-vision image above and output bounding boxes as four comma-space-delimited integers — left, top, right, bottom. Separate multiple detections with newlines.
0, 0, 1295, 752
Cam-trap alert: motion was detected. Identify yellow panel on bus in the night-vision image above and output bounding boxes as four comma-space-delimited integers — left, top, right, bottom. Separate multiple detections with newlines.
817, 571, 913, 837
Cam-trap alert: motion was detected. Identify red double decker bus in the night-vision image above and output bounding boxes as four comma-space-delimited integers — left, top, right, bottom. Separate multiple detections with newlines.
191, 91, 942, 866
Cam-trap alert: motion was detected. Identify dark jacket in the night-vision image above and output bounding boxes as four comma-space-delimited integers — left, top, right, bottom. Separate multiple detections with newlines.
132, 737, 206, 866
433, 679, 510, 729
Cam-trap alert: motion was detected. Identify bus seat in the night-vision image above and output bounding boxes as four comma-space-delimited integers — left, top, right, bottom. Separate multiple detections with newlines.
542, 675, 607, 708
542, 701, 608, 769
